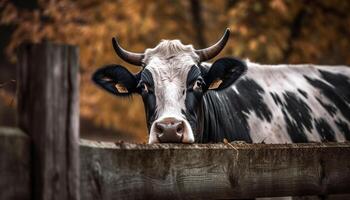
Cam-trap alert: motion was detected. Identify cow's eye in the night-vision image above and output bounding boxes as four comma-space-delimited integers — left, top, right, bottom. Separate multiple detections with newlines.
193, 79, 204, 91
138, 82, 149, 95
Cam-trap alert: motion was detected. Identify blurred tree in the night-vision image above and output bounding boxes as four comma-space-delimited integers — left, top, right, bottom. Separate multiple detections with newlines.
1, 0, 349, 142
190, 0, 207, 48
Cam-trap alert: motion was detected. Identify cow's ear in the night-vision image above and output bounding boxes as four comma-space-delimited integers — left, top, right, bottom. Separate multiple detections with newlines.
203, 57, 247, 91
92, 64, 140, 96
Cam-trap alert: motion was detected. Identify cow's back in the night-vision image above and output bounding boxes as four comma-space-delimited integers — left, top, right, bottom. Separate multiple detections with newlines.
201, 62, 350, 143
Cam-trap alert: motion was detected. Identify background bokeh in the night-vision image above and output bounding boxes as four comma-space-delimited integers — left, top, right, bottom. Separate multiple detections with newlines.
1, 0, 350, 143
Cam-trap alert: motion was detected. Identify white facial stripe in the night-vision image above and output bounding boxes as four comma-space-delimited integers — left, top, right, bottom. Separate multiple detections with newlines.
146, 57, 193, 117
157, 82, 185, 116
143, 40, 199, 143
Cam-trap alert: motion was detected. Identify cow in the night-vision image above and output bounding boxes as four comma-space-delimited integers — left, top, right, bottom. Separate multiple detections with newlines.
92, 28, 350, 144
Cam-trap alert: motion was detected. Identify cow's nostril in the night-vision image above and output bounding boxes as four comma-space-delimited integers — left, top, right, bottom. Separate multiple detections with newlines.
177, 126, 182, 133
176, 122, 184, 133
155, 122, 164, 133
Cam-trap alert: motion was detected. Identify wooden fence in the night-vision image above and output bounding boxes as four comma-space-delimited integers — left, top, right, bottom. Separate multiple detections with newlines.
0, 42, 350, 200
79, 141, 350, 199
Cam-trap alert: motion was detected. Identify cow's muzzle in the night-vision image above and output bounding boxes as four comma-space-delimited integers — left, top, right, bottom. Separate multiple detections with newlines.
154, 117, 184, 143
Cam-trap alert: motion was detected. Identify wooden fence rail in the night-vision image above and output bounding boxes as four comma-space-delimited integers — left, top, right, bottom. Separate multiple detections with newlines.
1, 129, 350, 199
0, 42, 348, 199
0, 127, 30, 200
79, 141, 350, 199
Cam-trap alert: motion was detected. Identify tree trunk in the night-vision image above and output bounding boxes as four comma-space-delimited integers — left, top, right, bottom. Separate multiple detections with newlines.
190, 0, 207, 48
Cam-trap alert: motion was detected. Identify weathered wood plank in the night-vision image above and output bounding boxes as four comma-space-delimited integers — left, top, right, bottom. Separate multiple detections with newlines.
17, 43, 80, 200
80, 141, 350, 199
0, 127, 31, 200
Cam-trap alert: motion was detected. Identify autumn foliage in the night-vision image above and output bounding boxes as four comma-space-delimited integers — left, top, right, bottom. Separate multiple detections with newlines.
1, 0, 350, 142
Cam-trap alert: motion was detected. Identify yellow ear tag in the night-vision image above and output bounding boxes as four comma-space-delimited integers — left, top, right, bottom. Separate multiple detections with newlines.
115, 83, 129, 93
208, 79, 223, 90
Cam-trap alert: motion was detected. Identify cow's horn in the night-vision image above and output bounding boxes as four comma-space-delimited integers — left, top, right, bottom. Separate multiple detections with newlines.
195, 28, 230, 62
112, 37, 144, 66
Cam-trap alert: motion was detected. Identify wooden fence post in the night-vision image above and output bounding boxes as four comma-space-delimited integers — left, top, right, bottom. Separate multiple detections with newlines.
17, 43, 80, 200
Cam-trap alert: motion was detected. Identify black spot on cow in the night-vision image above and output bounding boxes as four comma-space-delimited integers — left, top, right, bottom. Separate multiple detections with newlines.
316, 97, 337, 117
282, 110, 308, 143
319, 70, 350, 104
335, 119, 350, 140
235, 78, 273, 122
270, 92, 283, 107
314, 118, 336, 142
304, 71, 350, 121
283, 91, 313, 131
140, 69, 157, 131
297, 88, 308, 98
281, 91, 312, 143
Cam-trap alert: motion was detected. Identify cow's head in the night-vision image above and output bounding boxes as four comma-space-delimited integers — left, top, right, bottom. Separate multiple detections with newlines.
92, 29, 247, 143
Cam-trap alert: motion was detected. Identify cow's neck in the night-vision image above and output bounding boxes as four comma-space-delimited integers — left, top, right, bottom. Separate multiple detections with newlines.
199, 90, 253, 143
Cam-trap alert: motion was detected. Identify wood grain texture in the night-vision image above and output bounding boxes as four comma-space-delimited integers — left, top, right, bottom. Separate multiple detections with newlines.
80, 142, 350, 199
0, 127, 31, 200
17, 43, 80, 200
